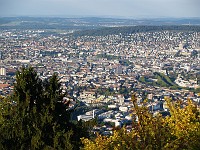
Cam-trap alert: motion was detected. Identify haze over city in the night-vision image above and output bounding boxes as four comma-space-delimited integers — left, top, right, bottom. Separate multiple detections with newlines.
0, 0, 200, 18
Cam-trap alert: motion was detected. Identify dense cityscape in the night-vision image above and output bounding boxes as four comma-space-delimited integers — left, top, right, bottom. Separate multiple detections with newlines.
1, 0, 200, 148
0, 20, 200, 137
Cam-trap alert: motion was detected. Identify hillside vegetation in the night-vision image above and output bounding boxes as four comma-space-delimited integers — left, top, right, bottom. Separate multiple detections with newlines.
82, 95, 200, 150
73, 25, 200, 37
139, 72, 180, 89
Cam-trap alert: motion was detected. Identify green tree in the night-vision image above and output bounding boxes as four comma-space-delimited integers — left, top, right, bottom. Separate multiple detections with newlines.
0, 67, 44, 149
0, 67, 88, 150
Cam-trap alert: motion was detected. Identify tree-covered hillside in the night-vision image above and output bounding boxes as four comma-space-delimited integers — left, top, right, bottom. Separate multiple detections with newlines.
139, 72, 180, 89
73, 25, 200, 37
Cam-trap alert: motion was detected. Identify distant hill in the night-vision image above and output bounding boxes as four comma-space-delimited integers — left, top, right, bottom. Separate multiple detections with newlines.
0, 17, 200, 30
72, 25, 200, 37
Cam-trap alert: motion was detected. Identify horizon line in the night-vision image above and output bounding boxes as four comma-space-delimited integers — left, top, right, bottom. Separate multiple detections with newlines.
1, 15, 200, 20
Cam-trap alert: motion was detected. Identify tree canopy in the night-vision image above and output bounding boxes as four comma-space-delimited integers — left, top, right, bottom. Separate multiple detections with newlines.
82, 95, 200, 150
0, 67, 88, 150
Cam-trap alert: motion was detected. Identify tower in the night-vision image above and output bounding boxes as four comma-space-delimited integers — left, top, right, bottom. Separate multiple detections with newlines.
116, 65, 123, 74
0, 68, 6, 76
25, 50, 29, 58
93, 109, 95, 118
179, 43, 184, 50
0, 51, 3, 59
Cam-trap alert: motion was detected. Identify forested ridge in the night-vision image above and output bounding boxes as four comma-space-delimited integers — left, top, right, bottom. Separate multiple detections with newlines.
0, 67, 200, 150
73, 25, 200, 37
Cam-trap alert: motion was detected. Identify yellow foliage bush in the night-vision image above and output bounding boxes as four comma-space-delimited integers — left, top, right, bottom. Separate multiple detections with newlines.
82, 95, 200, 150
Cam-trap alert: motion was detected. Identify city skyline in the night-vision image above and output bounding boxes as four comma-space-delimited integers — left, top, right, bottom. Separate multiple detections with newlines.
0, 0, 200, 18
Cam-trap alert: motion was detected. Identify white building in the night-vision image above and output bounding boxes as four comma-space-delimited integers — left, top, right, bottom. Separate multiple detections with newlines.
0, 68, 6, 76
119, 106, 128, 112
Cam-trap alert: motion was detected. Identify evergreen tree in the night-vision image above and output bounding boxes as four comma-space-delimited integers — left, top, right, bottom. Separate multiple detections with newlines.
0, 67, 88, 150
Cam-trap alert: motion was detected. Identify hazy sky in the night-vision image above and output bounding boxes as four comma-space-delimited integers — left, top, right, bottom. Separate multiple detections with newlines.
0, 0, 199, 18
